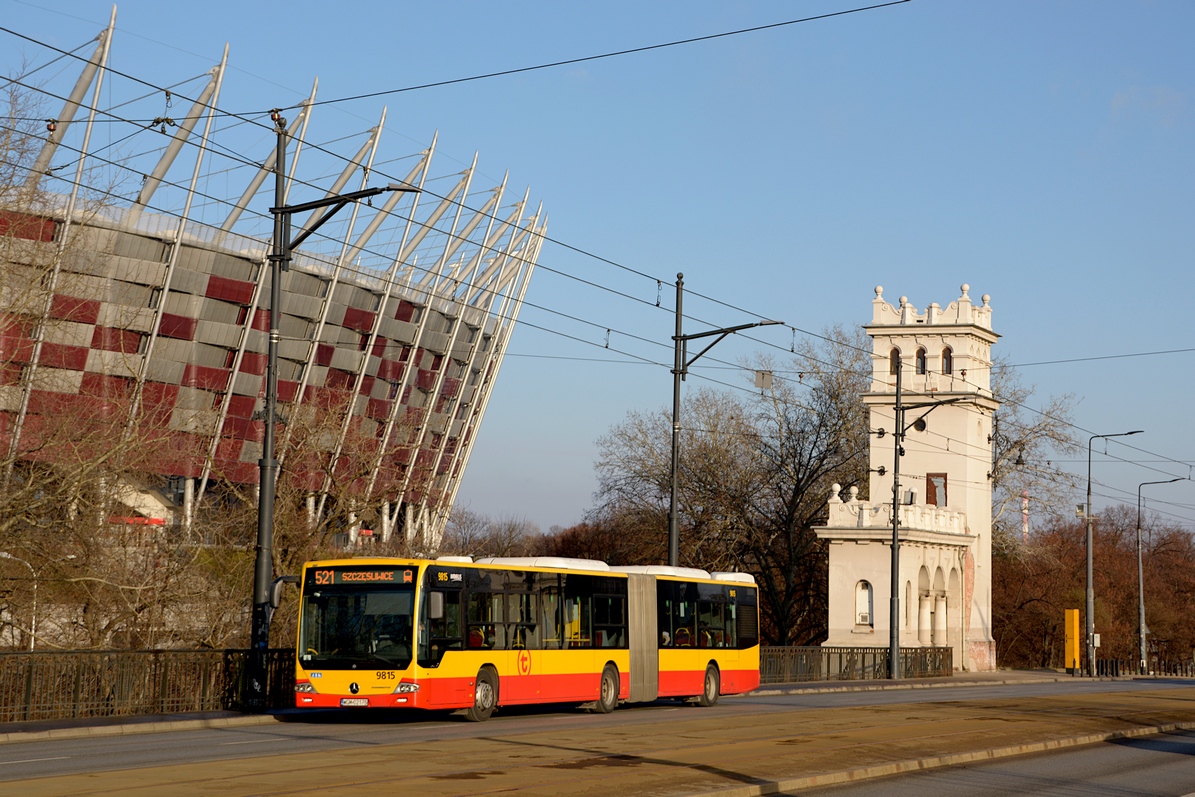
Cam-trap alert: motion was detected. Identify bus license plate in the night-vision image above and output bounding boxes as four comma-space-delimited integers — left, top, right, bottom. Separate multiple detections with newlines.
340, 698, 368, 707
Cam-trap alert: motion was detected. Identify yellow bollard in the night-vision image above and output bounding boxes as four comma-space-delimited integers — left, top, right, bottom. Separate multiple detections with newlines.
1065, 608, 1080, 675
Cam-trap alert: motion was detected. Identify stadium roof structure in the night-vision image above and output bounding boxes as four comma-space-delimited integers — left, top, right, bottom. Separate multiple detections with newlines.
0, 16, 544, 546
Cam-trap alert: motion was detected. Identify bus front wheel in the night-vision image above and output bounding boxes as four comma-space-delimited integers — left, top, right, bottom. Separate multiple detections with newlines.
697, 664, 720, 707
466, 668, 497, 722
595, 664, 619, 713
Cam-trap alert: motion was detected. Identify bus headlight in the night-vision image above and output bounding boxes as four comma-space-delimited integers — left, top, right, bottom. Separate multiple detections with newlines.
295, 681, 318, 693
393, 682, 420, 694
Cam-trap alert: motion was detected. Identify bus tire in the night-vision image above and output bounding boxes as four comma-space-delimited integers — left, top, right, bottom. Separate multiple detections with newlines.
697, 664, 720, 707
466, 667, 498, 722
595, 664, 619, 714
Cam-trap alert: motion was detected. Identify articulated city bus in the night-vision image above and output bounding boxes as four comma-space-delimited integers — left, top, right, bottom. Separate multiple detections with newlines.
293, 556, 759, 720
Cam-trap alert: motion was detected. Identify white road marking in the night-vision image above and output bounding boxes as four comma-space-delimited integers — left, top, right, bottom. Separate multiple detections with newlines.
219, 738, 289, 746
2, 756, 70, 765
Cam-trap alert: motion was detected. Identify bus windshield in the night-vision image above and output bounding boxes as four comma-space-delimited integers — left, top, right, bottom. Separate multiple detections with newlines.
299, 566, 418, 670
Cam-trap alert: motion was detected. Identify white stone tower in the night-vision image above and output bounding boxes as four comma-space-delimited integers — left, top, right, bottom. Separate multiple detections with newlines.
816, 284, 999, 671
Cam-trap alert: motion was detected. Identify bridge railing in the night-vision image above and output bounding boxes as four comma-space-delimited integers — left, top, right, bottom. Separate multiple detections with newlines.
760, 646, 953, 683
1096, 658, 1195, 678
0, 649, 295, 723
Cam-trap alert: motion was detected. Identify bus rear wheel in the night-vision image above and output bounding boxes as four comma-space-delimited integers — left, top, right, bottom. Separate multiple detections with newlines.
697, 664, 720, 707
466, 668, 497, 722
595, 665, 619, 713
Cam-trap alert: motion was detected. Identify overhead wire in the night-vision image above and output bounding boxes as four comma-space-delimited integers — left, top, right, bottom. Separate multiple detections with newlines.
4, 20, 1190, 493
11, 21, 1186, 402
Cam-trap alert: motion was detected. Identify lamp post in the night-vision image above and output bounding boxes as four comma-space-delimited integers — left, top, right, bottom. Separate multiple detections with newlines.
883, 368, 964, 680
1085, 429, 1142, 676
246, 110, 419, 709
1135, 477, 1180, 674
668, 273, 781, 567
889, 362, 903, 679
0, 552, 36, 650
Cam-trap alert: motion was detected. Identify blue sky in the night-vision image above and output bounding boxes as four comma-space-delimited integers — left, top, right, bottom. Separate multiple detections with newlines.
5, 0, 1192, 532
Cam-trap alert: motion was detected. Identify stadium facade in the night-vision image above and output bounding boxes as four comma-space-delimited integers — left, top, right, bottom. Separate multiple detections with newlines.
1, 21, 542, 546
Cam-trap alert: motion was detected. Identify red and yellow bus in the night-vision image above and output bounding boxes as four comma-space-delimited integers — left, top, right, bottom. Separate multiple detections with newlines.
293, 556, 760, 720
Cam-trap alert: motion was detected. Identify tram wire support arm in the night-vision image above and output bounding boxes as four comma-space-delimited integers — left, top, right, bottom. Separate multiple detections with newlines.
248, 111, 420, 710
667, 272, 782, 567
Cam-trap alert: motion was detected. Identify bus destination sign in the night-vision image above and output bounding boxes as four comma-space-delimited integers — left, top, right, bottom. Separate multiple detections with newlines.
311, 568, 415, 586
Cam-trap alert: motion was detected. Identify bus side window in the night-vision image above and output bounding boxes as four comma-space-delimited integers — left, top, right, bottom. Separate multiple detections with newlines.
736, 595, 759, 649
467, 591, 500, 649
672, 595, 696, 647
658, 597, 673, 647
541, 587, 563, 648
725, 600, 738, 648
507, 592, 539, 649
593, 593, 626, 648
422, 590, 462, 666
698, 600, 726, 648
564, 595, 591, 648
563, 574, 594, 649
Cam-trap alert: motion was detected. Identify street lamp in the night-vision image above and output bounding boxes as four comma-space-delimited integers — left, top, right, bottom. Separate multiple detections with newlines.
0, 552, 35, 650
1135, 477, 1181, 674
668, 273, 781, 567
1085, 429, 1142, 676
247, 110, 420, 709
884, 367, 964, 680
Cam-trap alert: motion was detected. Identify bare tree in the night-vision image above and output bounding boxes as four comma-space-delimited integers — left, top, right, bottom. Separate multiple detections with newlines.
439, 509, 539, 558
588, 326, 870, 644
988, 356, 1083, 551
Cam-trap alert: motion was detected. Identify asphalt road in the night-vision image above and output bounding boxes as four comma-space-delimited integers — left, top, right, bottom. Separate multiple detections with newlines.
2, 678, 1182, 780
1, 678, 1193, 796
797, 729, 1195, 797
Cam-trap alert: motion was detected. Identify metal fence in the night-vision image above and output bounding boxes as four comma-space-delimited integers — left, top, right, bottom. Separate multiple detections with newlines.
0, 649, 295, 723
760, 646, 954, 684
1095, 659, 1195, 678
1152, 659, 1195, 677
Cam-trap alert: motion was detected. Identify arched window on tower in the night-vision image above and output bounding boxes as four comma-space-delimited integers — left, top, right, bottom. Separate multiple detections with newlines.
889, 347, 901, 375
942, 347, 953, 375
915, 348, 927, 375
855, 581, 873, 627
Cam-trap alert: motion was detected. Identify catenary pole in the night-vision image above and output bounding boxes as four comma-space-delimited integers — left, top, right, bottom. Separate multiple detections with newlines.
669, 273, 684, 568
889, 362, 902, 679
1085, 429, 1142, 676
1136, 477, 1180, 673
247, 113, 290, 709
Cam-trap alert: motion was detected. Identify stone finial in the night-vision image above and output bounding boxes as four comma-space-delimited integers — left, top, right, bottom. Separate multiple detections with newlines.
960, 283, 970, 299
875, 286, 884, 298
829, 483, 842, 504
981, 294, 991, 307
899, 295, 908, 306
848, 485, 859, 502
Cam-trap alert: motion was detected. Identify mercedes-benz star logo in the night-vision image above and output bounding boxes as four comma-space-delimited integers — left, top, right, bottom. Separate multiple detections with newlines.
349, 682, 359, 694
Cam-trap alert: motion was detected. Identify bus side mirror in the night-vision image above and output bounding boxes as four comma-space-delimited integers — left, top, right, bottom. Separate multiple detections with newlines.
429, 591, 445, 620
270, 575, 299, 610
267, 575, 299, 623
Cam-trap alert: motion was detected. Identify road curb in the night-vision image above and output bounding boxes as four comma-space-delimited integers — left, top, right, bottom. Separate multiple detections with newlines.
681, 720, 1195, 797
740, 673, 1129, 698
0, 713, 279, 745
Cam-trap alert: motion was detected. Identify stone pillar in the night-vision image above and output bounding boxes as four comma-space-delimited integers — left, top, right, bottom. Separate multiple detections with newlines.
183, 477, 195, 533
933, 593, 948, 646
381, 500, 392, 543
918, 594, 932, 646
